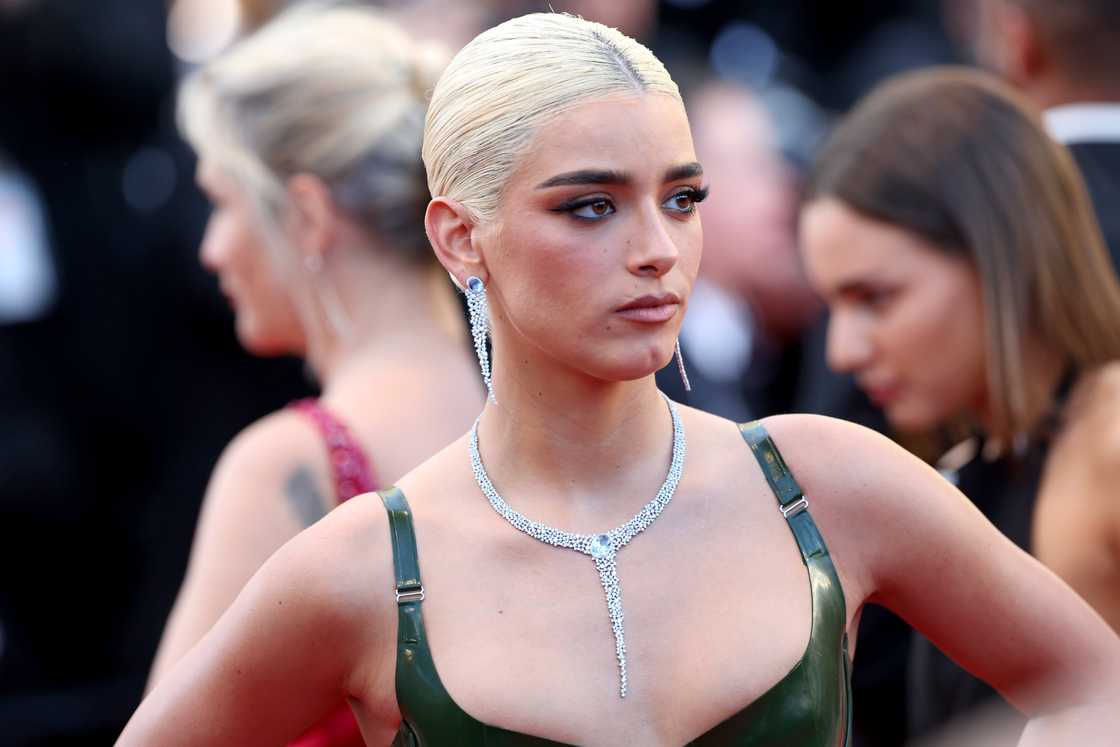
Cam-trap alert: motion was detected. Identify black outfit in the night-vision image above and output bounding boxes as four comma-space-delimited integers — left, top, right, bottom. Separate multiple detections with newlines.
906, 367, 1077, 740
1068, 141, 1120, 271
905, 443, 1043, 739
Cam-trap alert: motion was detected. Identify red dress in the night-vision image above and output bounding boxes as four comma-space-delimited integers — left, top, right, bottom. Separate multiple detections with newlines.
287, 399, 376, 747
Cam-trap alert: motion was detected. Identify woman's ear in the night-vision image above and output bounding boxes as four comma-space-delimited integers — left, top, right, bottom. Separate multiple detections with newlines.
989, 1, 1043, 86
426, 196, 487, 286
286, 174, 338, 267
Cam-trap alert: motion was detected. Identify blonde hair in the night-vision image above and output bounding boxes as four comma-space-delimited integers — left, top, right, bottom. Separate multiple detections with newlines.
422, 12, 680, 223
179, 2, 444, 261
809, 67, 1120, 442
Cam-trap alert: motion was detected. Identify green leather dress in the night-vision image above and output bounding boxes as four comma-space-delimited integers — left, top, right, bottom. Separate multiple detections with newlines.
379, 422, 852, 746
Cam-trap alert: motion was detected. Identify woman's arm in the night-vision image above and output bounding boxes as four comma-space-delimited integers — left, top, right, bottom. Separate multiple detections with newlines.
769, 415, 1120, 744
120, 495, 391, 745
148, 412, 333, 689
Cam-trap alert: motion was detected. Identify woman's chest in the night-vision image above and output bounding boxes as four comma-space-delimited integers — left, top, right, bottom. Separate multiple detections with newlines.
410, 507, 819, 743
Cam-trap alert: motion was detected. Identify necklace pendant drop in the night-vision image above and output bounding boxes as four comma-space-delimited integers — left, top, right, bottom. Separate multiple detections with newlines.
468, 392, 685, 698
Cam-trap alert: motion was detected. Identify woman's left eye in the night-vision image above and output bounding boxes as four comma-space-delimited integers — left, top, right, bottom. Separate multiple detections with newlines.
570, 199, 616, 219
663, 186, 709, 214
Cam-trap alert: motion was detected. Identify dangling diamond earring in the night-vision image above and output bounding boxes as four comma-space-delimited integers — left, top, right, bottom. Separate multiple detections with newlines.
464, 275, 496, 403
675, 339, 691, 392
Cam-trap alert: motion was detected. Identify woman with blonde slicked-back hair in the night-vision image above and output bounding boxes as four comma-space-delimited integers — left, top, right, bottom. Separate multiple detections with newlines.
123, 13, 1120, 747
422, 12, 679, 223
143, 4, 483, 746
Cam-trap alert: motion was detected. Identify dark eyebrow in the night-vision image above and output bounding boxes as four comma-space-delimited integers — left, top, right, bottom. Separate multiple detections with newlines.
535, 169, 631, 189
534, 162, 703, 189
665, 162, 703, 182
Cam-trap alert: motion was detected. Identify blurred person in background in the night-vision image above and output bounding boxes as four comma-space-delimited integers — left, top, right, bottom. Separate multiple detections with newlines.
658, 79, 819, 422
972, 0, 1120, 269
801, 67, 1120, 745
120, 13, 1120, 747
145, 5, 483, 744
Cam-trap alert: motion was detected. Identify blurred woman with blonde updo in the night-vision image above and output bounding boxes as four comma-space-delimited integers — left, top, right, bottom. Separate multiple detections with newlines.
146, 5, 482, 744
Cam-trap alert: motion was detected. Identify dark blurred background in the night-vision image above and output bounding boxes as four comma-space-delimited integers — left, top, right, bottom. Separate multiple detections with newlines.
0, 1, 966, 744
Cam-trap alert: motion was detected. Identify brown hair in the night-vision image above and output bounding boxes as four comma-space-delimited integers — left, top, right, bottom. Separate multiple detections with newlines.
808, 66, 1120, 441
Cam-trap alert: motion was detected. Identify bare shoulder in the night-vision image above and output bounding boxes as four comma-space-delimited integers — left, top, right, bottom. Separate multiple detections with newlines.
755, 412, 908, 486
136, 493, 399, 743
684, 408, 918, 505
286, 489, 398, 610
213, 409, 323, 489
1064, 363, 1120, 473
206, 408, 335, 527
392, 430, 475, 512
756, 413, 966, 531
1056, 364, 1120, 538
240, 487, 401, 677
754, 414, 966, 597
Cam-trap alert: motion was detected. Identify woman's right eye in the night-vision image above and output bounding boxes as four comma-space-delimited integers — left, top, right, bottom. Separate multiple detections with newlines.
552, 197, 616, 221
862, 288, 896, 312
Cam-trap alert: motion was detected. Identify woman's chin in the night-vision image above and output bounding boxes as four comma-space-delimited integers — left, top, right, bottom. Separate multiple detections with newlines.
597, 348, 676, 384
883, 402, 944, 435
236, 322, 296, 359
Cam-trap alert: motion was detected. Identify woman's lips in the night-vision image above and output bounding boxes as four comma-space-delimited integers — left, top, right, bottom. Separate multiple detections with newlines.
615, 292, 681, 323
863, 383, 900, 406
615, 303, 679, 323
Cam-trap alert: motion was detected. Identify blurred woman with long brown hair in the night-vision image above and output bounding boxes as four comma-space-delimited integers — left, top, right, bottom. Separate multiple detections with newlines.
801, 66, 1120, 741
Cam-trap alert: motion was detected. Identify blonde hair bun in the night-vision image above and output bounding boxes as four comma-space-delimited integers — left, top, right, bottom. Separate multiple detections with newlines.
179, 1, 447, 261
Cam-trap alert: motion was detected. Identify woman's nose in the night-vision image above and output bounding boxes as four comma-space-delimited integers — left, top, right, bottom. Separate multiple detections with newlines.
627, 208, 681, 278
198, 216, 225, 273
826, 308, 874, 373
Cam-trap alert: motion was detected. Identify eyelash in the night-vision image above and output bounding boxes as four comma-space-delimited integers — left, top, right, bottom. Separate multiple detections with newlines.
667, 186, 709, 213
552, 186, 711, 222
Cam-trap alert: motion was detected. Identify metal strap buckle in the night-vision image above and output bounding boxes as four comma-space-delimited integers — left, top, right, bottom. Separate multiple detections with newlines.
779, 496, 809, 519
394, 584, 425, 604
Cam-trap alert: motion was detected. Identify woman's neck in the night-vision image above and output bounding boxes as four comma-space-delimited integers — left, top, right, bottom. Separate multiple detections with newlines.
306, 260, 463, 388
474, 343, 678, 523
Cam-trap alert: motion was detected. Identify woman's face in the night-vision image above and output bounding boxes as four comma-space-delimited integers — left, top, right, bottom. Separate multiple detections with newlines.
800, 198, 989, 432
196, 161, 306, 356
479, 93, 704, 386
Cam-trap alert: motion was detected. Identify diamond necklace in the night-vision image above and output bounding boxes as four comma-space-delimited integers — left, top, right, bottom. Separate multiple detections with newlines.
468, 392, 685, 698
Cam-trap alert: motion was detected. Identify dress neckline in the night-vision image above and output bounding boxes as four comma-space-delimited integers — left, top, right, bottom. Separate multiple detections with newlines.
389, 485, 829, 745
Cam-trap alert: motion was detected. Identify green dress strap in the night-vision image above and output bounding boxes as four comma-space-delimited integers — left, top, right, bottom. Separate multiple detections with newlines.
381, 486, 425, 603
739, 421, 825, 563
378, 487, 566, 746
726, 421, 853, 746
379, 487, 434, 747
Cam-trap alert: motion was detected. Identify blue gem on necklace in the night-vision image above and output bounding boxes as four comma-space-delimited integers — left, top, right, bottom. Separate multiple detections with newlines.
590, 533, 613, 559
